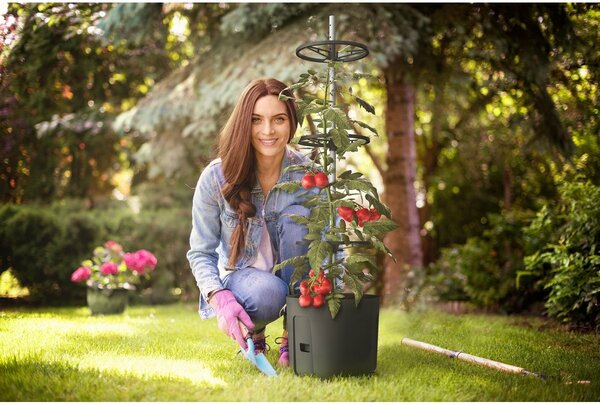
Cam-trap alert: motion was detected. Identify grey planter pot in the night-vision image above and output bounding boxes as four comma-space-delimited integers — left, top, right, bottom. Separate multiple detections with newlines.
86, 287, 129, 315
286, 294, 380, 378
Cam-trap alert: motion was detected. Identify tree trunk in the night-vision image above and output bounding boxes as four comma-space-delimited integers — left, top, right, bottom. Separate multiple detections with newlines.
382, 62, 423, 307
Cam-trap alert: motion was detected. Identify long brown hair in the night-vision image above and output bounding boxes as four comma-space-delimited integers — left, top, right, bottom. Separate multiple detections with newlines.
218, 78, 298, 268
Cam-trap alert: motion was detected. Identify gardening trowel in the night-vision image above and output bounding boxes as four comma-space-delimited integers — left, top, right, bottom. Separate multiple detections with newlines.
238, 322, 278, 377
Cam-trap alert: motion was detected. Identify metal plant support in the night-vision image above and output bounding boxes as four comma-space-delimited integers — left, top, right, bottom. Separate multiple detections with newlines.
296, 15, 371, 177
295, 15, 371, 250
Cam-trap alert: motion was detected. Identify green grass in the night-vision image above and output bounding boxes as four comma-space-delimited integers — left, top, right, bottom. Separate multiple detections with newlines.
0, 303, 598, 401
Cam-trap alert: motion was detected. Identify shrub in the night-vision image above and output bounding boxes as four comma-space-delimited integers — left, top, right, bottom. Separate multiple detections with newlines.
1, 206, 80, 303
0, 203, 195, 305
111, 207, 194, 304
428, 212, 537, 311
519, 181, 600, 327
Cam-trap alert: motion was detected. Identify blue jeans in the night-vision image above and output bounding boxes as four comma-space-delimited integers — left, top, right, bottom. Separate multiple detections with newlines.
223, 204, 310, 332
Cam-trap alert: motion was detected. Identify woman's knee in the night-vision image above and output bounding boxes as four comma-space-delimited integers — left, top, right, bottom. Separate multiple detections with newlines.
224, 269, 288, 322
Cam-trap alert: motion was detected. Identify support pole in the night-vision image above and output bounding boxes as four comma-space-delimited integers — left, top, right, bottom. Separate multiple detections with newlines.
327, 15, 336, 184
401, 338, 544, 378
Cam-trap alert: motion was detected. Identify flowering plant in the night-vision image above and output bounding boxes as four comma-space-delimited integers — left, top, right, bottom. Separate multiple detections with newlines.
71, 240, 157, 290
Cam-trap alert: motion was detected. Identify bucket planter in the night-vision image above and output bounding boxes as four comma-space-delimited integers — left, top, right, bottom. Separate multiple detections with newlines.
286, 294, 379, 377
86, 287, 129, 315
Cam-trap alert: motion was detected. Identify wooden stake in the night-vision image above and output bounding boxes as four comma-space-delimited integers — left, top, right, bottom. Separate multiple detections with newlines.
401, 338, 544, 378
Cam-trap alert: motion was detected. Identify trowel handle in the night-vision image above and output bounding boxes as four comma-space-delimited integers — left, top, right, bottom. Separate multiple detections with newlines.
238, 320, 251, 340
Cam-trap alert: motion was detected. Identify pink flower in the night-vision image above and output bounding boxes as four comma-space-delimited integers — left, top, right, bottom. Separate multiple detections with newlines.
100, 262, 119, 275
124, 250, 157, 275
71, 266, 91, 282
137, 249, 157, 270
104, 240, 123, 253
124, 252, 144, 273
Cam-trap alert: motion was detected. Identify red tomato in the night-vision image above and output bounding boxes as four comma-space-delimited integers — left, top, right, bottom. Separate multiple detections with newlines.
315, 278, 332, 295
314, 172, 329, 188
312, 294, 325, 308
356, 208, 371, 227
299, 295, 313, 308
301, 173, 316, 189
299, 280, 310, 296
337, 206, 355, 222
309, 268, 315, 278
369, 208, 381, 221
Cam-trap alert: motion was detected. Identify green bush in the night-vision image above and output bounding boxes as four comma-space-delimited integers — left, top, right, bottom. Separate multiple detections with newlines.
428, 212, 537, 311
519, 181, 600, 327
0, 203, 196, 305
0, 205, 85, 303
110, 207, 195, 304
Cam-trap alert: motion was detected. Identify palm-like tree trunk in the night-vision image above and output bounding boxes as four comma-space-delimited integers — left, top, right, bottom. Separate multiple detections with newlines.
382, 63, 423, 306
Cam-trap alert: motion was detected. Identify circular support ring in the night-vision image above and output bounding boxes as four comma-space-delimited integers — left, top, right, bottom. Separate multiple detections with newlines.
296, 40, 369, 63
298, 133, 370, 149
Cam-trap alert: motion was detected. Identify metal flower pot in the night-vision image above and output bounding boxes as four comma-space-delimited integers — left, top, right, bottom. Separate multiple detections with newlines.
86, 287, 129, 315
286, 294, 380, 378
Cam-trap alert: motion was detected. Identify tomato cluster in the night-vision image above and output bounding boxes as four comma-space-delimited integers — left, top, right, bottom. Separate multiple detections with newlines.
302, 172, 329, 189
298, 269, 333, 308
337, 206, 381, 227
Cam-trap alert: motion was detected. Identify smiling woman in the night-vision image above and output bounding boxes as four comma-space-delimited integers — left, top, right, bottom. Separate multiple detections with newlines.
186, 78, 314, 370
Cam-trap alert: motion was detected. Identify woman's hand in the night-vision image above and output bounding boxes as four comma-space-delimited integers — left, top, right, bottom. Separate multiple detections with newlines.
210, 289, 254, 349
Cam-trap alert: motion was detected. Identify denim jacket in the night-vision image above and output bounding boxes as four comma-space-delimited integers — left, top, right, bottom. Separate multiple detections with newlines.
187, 146, 318, 319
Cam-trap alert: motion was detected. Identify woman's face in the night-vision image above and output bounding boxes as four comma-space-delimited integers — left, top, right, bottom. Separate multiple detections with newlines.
251, 95, 290, 163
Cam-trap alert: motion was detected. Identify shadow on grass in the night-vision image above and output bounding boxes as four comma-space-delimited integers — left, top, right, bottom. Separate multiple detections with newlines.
0, 358, 227, 401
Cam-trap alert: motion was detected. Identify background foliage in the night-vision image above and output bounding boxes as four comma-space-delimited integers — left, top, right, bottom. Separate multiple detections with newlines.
1, 3, 598, 326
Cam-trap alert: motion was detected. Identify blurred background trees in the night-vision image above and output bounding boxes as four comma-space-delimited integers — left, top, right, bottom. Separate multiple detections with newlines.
1, 3, 598, 327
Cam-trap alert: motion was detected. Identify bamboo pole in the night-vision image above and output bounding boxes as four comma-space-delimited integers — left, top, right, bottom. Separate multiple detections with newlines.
401, 338, 544, 378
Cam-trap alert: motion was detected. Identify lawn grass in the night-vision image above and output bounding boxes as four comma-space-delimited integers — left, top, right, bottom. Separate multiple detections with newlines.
1, 302, 598, 401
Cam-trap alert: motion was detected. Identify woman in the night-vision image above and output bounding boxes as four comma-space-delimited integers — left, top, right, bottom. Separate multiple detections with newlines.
187, 78, 315, 367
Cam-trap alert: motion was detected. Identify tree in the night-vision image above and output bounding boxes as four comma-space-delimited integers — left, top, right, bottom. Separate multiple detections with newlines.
0, 3, 181, 203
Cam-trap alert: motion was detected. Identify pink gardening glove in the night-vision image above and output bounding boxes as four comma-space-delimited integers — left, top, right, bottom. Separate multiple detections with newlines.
211, 289, 254, 349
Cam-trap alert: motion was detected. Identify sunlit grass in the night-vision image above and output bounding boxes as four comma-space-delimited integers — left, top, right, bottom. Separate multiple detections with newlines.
0, 303, 598, 401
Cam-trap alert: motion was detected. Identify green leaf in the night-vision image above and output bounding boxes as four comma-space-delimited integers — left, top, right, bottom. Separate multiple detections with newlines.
338, 170, 352, 179
286, 81, 308, 92
346, 254, 377, 268
355, 228, 365, 241
323, 107, 353, 130
273, 181, 302, 193
333, 199, 354, 208
353, 120, 379, 136
310, 205, 330, 223
354, 96, 376, 114
273, 255, 308, 274
308, 240, 334, 272
282, 214, 309, 225
329, 128, 351, 152
366, 194, 392, 218
304, 232, 322, 241
370, 237, 395, 260
304, 103, 329, 116
363, 218, 400, 235
343, 179, 376, 194
327, 296, 341, 319
289, 263, 309, 292
343, 273, 364, 307
282, 164, 312, 174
